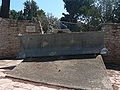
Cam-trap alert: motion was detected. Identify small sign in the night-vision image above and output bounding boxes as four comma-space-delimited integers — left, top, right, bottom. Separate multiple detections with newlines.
26, 26, 36, 32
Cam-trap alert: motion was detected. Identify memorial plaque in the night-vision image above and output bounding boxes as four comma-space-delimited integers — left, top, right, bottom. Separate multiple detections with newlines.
26, 26, 36, 32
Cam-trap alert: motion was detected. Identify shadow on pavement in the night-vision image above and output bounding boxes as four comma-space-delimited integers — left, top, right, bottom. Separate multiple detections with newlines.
105, 63, 120, 71
0, 66, 16, 70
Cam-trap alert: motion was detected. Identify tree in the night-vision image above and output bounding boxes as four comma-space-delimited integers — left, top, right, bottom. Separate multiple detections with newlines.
0, 0, 10, 18
114, 0, 120, 23
23, 0, 39, 20
96, 0, 117, 23
61, 0, 120, 31
47, 13, 59, 31
9, 0, 45, 21
36, 10, 49, 33
17, 10, 25, 20
61, 0, 97, 31
62, 0, 94, 22
9, 10, 24, 20
9, 10, 18, 19
37, 9, 46, 17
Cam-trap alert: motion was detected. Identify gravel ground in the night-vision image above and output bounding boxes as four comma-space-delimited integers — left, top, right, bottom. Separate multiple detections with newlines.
0, 60, 120, 90
106, 64, 120, 90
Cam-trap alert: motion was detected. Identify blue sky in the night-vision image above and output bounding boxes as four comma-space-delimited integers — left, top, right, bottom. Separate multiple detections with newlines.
0, 0, 67, 18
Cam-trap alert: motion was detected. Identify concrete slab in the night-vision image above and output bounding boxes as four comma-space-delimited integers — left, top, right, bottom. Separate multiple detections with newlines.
7, 56, 113, 90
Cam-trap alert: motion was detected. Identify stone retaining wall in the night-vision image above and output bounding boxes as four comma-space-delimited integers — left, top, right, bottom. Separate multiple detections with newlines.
0, 18, 41, 59
103, 23, 120, 64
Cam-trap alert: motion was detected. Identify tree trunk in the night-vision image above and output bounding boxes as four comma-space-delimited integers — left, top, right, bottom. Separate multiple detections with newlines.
0, 0, 10, 18
38, 21, 44, 34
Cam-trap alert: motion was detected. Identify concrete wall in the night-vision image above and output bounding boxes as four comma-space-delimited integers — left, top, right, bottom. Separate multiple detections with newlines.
18, 32, 104, 58
0, 18, 41, 59
103, 23, 120, 64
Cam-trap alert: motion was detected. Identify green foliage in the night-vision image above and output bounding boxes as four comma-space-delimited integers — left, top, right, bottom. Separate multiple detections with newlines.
114, 1, 120, 23
9, 0, 47, 21
46, 13, 59, 32
9, 10, 24, 20
9, 10, 18, 19
61, 0, 98, 31
61, 0, 120, 32
62, 0, 94, 22
23, 0, 39, 20
17, 11, 25, 20
36, 9, 50, 33
36, 12, 49, 33
37, 9, 46, 17
9, 0, 46, 21
96, 0, 116, 23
